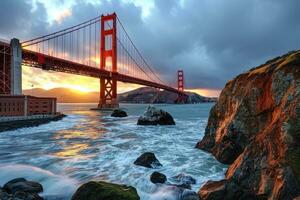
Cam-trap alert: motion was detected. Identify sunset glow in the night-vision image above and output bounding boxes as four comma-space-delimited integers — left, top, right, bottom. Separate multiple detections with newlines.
22, 66, 220, 97
22, 66, 143, 94
187, 89, 221, 98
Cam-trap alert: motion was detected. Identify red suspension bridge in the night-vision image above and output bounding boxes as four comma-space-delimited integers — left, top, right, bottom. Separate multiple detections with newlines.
0, 13, 187, 108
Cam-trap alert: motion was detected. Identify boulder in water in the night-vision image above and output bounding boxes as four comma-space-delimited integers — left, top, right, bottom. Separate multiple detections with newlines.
71, 181, 140, 200
137, 106, 175, 125
134, 152, 162, 168
150, 172, 167, 184
111, 109, 128, 117
171, 173, 196, 185
165, 173, 197, 190
1, 178, 43, 200
3, 178, 43, 194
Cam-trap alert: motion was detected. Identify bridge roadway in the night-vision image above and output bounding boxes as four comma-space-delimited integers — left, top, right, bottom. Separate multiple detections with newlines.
21, 49, 185, 96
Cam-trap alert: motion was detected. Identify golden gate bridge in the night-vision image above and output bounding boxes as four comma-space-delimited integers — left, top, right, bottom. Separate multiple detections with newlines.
0, 13, 187, 109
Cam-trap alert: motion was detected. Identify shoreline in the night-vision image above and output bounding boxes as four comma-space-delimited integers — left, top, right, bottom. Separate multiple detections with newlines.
0, 113, 66, 132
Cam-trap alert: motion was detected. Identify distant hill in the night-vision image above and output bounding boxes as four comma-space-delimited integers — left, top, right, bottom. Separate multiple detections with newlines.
118, 87, 217, 104
23, 87, 217, 103
23, 88, 99, 103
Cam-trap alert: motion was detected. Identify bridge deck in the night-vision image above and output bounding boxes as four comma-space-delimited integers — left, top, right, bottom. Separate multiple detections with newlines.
22, 49, 185, 95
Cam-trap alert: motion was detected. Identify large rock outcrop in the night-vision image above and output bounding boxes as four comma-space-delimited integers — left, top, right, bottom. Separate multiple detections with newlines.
197, 50, 300, 200
137, 106, 175, 125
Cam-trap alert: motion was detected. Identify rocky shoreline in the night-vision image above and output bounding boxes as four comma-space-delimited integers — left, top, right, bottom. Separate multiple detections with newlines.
0, 114, 66, 132
71, 152, 199, 200
2, 152, 199, 200
197, 50, 300, 200
72, 152, 199, 200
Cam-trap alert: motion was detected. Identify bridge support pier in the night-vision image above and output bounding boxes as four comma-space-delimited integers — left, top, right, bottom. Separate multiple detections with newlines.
97, 76, 119, 109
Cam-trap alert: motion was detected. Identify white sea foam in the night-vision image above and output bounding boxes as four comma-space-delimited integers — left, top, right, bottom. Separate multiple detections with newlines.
0, 103, 226, 200
0, 164, 79, 198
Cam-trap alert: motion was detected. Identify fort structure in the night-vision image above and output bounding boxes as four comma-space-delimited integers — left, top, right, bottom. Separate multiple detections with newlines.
0, 39, 58, 118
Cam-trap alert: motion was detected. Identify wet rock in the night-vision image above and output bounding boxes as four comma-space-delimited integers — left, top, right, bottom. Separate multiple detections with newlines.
175, 183, 192, 190
1, 178, 43, 200
14, 190, 44, 200
134, 152, 162, 168
71, 181, 140, 200
0, 188, 11, 200
197, 50, 300, 199
150, 172, 167, 184
4, 178, 43, 194
199, 179, 259, 200
111, 109, 128, 117
199, 180, 227, 200
137, 106, 175, 125
167, 173, 196, 191
172, 173, 196, 185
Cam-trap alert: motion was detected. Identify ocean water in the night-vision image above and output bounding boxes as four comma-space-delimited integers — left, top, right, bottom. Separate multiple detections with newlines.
0, 103, 226, 200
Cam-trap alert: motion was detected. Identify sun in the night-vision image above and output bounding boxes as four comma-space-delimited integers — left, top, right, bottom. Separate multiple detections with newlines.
69, 85, 92, 93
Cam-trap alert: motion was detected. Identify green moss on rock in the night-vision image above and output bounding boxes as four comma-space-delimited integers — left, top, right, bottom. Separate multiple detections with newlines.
71, 181, 140, 200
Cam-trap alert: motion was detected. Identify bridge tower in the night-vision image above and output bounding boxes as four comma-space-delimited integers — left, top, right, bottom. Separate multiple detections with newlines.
176, 70, 186, 103
98, 13, 118, 109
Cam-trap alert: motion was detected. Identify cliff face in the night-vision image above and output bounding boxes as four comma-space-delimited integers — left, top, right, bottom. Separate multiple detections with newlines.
197, 51, 300, 200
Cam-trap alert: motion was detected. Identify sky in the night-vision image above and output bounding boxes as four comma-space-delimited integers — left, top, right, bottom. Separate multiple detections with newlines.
1, 0, 300, 97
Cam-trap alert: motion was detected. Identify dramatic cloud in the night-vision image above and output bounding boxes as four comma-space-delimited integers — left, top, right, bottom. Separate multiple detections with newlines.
1, 0, 300, 93
0, 0, 48, 40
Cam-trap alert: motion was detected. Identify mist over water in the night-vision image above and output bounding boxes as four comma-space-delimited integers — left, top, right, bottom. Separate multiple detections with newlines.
0, 103, 226, 200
